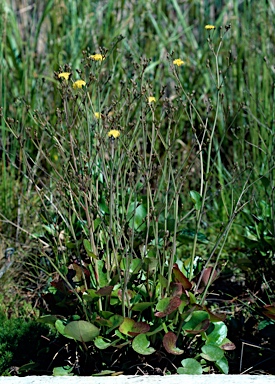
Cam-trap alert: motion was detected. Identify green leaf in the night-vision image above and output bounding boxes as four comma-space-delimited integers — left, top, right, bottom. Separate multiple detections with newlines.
55, 319, 74, 339
177, 229, 209, 244
98, 259, 108, 287
115, 329, 126, 340
127, 202, 147, 231
158, 273, 168, 289
132, 302, 155, 311
190, 190, 202, 210
93, 218, 101, 231
42, 224, 55, 236
201, 344, 224, 362
53, 366, 74, 376
260, 175, 270, 189
38, 315, 58, 325
83, 289, 100, 302
182, 310, 209, 332
106, 315, 124, 334
144, 256, 158, 272
132, 334, 155, 355
64, 320, 100, 342
99, 198, 109, 214
163, 332, 184, 355
177, 358, 203, 375
215, 356, 229, 374
120, 258, 142, 274
206, 322, 228, 345
94, 336, 112, 350
94, 317, 112, 327
92, 370, 117, 376
83, 239, 97, 259
18, 362, 39, 374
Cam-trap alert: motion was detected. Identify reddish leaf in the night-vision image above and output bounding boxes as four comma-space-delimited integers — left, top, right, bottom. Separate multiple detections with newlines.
263, 304, 275, 314
221, 342, 236, 351
203, 306, 226, 322
173, 264, 192, 290
201, 267, 217, 285
119, 318, 150, 336
128, 322, 150, 336
263, 311, 275, 320
197, 267, 217, 292
96, 286, 113, 296
155, 296, 182, 318
171, 282, 183, 297
263, 304, 275, 320
51, 280, 70, 294
163, 332, 184, 355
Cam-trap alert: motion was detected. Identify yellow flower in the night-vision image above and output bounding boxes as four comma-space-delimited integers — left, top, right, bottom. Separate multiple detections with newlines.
58, 72, 71, 80
108, 129, 120, 139
73, 80, 86, 89
173, 59, 185, 67
148, 96, 156, 104
89, 53, 105, 61
205, 25, 215, 30
94, 112, 101, 119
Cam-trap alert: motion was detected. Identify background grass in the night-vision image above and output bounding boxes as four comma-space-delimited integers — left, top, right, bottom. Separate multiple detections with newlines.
0, 0, 275, 375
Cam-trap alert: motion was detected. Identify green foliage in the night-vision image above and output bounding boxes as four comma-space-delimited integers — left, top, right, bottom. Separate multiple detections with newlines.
64, 320, 100, 342
1, 0, 275, 376
232, 198, 275, 300
0, 311, 51, 375
177, 358, 203, 375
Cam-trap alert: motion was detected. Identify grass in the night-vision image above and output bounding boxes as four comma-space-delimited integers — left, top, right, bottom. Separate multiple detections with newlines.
0, 0, 275, 376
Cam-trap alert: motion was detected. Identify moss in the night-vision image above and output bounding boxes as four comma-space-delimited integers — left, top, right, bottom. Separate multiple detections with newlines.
0, 311, 51, 375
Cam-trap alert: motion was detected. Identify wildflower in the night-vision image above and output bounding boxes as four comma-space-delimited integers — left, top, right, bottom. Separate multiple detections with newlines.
89, 53, 105, 61
108, 129, 120, 139
94, 112, 101, 119
73, 80, 86, 89
148, 96, 156, 104
58, 72, 71, 80
173, 59, 185, 67
205, 25, 215, 30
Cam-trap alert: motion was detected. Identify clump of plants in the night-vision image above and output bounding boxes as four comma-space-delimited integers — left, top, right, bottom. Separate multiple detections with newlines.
4, 13, 274, 374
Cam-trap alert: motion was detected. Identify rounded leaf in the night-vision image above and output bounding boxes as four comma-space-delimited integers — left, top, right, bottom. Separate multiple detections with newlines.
163, 332, 184, 355
132, 334, 155, 355
55, 320, 74, 339
155, 296, 181, 318
182, 310, 209, 332
94, 336, 112, 350
64, 320, 99, 342
215, 356, 229, 374
177, 358, 202, 375
206, 322, 228, 345
201, 344, 224, 362
119, 318, 150, 336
